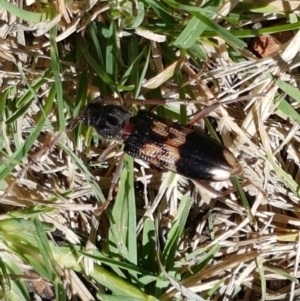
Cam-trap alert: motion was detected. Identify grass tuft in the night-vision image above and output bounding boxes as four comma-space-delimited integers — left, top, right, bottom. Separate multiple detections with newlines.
0, 1, 300, 300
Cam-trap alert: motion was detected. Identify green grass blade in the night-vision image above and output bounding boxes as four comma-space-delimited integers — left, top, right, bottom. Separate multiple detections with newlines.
0, 0, 48, 22
191, 11, 246, 49
50, 26, 64, 131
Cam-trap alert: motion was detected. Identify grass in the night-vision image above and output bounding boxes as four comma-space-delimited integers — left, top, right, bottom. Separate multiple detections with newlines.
0, 0, 300, 300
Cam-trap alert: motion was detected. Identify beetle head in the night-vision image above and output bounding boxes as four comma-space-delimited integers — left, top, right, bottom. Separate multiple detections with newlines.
81, 103, 132, 140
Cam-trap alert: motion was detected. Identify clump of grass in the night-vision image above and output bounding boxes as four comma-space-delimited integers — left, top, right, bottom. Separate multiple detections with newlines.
0, 1, 300, 300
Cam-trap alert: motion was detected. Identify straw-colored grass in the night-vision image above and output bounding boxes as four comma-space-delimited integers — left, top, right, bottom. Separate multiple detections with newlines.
0, 1, 300, 300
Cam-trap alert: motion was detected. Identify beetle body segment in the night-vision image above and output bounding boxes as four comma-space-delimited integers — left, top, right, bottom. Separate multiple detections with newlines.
125, 110, 241, 181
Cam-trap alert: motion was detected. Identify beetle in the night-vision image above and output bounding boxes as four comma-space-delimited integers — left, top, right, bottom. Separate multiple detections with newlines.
71, 101, 242, 182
